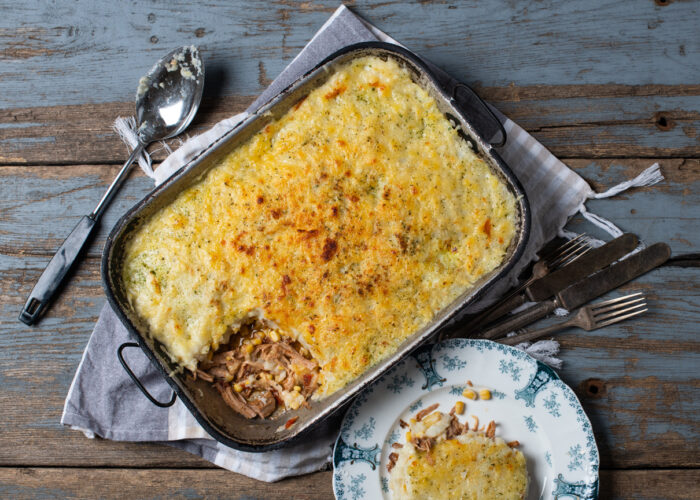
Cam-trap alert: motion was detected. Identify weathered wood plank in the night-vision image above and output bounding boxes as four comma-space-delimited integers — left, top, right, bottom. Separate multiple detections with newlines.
1, 88, 698, 165
1, 158, 697, 259
0, 164, 154, 258
0, 468, 335, 500
0, 468, 698, 500
598, 469, 700, 500
1, 0, 698, 490
0, 96, 253, 165
0, 0, 698, 109
1, 252, 698, 468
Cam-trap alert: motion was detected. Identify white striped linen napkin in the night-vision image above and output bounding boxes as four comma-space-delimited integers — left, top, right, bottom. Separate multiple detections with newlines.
62, 4, 662, 482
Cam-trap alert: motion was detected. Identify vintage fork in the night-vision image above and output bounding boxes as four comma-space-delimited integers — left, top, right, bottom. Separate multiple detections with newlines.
500, 292, 647, 345
465, 234, 594, 332
527, 233, 593, 284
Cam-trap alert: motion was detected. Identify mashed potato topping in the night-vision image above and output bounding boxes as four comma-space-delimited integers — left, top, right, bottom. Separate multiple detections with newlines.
122, 55, 518, 397
388, 408, 528, 499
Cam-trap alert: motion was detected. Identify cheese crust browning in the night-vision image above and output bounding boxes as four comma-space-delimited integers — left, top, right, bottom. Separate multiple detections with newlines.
122, 55, 518, 397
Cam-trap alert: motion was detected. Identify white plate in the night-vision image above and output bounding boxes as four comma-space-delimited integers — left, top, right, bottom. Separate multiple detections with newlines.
332, 339, 599, 499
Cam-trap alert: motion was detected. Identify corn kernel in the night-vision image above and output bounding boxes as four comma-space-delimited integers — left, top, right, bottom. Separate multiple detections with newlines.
462, 389, 477, 400
244, 344, 254, 354
409, 418, 417, 425
405, 431, 412, 442
293, 385, 301, 392
269, 330, 281, 342
479, 389, 492, 400
233, 383, 243, 392
252, 337, 262, 346
454, 401, 465, 415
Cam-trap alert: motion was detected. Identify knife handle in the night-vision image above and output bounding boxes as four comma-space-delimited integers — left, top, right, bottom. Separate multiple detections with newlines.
477, 300, 558, 340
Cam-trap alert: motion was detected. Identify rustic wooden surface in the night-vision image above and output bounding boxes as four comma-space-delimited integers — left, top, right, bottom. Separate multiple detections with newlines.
1, 1, 699, 498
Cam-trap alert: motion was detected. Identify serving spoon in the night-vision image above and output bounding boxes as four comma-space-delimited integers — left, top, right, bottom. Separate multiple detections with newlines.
19, 46, 205, 325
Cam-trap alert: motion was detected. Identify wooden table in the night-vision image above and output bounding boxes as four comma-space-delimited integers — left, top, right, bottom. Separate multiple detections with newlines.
1, 1, 698, 498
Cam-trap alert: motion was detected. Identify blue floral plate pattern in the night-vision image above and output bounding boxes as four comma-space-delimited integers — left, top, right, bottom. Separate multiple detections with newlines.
332, 339, 599, 499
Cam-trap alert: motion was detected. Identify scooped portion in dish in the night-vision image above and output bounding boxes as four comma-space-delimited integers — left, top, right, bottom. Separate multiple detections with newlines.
388, 405, 528, 499
121, 54, 519, 410
195, 319, 320, 419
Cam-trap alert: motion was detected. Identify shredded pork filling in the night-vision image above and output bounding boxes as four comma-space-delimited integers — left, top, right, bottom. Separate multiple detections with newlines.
195, 321, 320, 419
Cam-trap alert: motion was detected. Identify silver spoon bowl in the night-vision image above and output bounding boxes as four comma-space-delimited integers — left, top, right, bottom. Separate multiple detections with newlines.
19, 46, 204, 325
137, 46, 204, 144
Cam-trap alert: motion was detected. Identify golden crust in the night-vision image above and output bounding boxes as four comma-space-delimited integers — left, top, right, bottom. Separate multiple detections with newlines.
122, 56, 517, 396
390, 433, 528, 499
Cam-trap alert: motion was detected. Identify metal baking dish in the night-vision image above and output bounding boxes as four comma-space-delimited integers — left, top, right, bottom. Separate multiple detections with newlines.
102, 42, 530, 451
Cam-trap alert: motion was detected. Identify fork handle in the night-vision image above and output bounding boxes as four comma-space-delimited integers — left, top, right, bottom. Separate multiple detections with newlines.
499, 317, 577, 345
472, 292, 527, 330
478, 300, 558, 340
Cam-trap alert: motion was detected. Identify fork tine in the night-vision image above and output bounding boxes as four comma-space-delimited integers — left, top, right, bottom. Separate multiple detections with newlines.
556, 243, 593, 268
590, 292, 644, 309
596, 307, 648, 328
593, 296, 646, 316
540, 234, 586, 264
548, 238, 591, 268
595, 302, 647, 323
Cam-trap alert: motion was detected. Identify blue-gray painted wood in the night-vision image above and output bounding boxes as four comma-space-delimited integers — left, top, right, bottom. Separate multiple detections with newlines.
2, 159, 697, 257
0, 0, 698, 492
1, 254, 698, 467
0, 0, 698, 109
1, 157, 699, 468
1, 91, 698, 164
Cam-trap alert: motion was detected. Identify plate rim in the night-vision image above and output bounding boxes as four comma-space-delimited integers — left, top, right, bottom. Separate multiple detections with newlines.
332, 338, 600, 500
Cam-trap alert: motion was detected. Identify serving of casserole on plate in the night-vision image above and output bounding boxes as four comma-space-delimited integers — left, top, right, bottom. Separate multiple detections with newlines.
103, 42, 529, 450
332, 339, 599, 499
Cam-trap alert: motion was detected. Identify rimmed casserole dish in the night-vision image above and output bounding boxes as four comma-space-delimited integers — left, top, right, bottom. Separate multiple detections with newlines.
102, 42, 530, 451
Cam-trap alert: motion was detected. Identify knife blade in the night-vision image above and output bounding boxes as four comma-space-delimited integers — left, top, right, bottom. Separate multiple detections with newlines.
479, 242, 670, 340
471, 233, 639, 328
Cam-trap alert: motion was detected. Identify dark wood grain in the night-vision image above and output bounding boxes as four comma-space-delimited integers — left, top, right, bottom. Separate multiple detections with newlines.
1, 468, 699, 500
1, 1, 698, 109
1, 87, 698, 165
0, 468, 335, 500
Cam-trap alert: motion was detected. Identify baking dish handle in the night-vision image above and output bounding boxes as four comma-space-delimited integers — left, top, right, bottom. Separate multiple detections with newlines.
452, 82, 507, 148
117, 342, 177, 408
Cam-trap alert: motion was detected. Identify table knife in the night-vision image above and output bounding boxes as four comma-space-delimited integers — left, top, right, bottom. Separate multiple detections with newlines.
479, 242, 671, 340
474, 233, 639, 328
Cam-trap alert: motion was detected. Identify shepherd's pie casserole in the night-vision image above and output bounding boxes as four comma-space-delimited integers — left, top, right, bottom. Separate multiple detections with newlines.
122, 56, 518, 415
